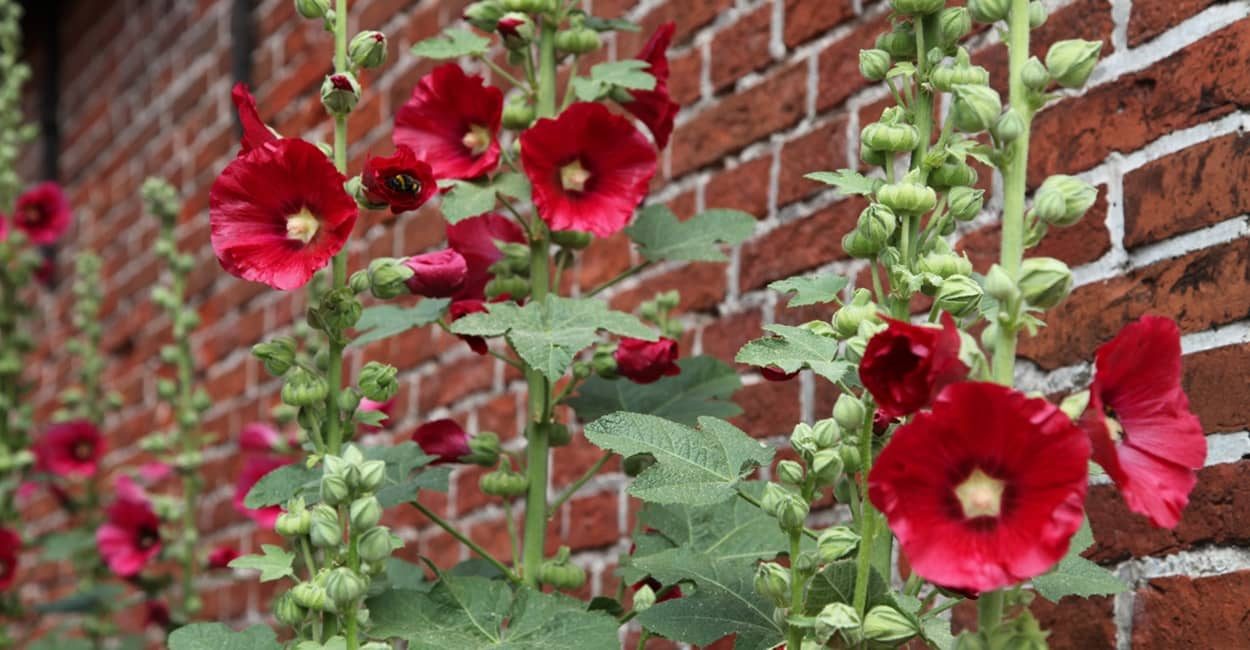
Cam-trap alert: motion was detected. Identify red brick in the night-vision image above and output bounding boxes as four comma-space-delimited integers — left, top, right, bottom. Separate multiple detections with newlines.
1183, 342, 1250, 434
778, 119, 849, 208
610, 262, 729, 314
957, 187, 1111, 271
1132, 570, 1250, 648
701, 309, 766, 366
816, 13, 890, 113
740, 198, 863, 293
1129, 0, 1231, 46
706, 155, 774, 219
730, 379, 802, 439
710, 4, 775, 92
784, 0, 856, 48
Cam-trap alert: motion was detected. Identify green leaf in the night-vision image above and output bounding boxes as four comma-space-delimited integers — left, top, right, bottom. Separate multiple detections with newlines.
736, 324, 852, 383
492, 172, 532, 203
566, 356, 742, 426
40, 529, 95, 561
572, 60, 656, 101
584, 413, 773, 505
1032, 556, 1126, 602
634, 551, 784, 650
411, 28, 491, 60
36, 584, 126, 614
28, 636, 93, 650
583, 16, 642, 32
626, 205, 756, 262
921, 617, 957, 650
167, 623, 282, 650
366, 442, 449, 507
228, 544, 296, 582
441, 180, 499, 224
351, 300, 450, 348
380, 557, 433, 592
377, 466, 452, 508
769, 273, 850, 308
243, 462, 318, 509
368, 579, 619, 649
805, 560, 896, 614
451, 295, 655, 381
804, 170, 881, 197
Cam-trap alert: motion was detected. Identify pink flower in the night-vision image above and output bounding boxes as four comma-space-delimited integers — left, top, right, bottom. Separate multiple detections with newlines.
97, 494, 162, 577
234, 455, 289, 528
13, 182, 72, 245
358, 397, 395, 433
404, 248, 468, 298
137, 462, 173, 485
411, 419, 472, 464
33, 420, 104, 478
207, 544, 240, 570
239, 422, 284, 453
394, 64, 503, 180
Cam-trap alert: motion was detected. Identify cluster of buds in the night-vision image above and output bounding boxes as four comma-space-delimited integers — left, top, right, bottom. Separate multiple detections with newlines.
486, 241, 532, 301
299, 8, 387, 116
57, 254, 124, 425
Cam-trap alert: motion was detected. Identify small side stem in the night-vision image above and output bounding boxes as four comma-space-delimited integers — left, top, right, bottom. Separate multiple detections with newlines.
548, 451, 611, 517
411, 500, 520, 583
586, 262, 652, 297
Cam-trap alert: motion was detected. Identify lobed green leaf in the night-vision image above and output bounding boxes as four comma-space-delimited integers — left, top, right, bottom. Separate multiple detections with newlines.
626, 205, 756, 263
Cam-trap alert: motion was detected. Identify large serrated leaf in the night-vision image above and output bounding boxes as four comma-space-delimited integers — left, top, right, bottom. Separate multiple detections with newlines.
566, 356, 742, 426
805, 170, 881, 197
411, 28, 491, 60
584, 413, 772, 505
626, 205, 756, 262
246, 443, 445, 509
572, 60, 657, 101
1031, 556, 1126, 602
769, 273, 850, 308
736, 324, 852, 383
451, 295, 655, 381
167, 624, 282, 650
243, 462, 318, 509
228, 544, 295, 582
351, 300, 450, 348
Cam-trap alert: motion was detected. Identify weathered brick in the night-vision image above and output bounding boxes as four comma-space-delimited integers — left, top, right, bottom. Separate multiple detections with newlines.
1132, 570, 1250, 648
784, 0, 856, 48
706, 155, 774, 219
710, 3, 775, 92
1129, 0, 1232, 46
778, 119, 848, 208
739, 198, 863, 293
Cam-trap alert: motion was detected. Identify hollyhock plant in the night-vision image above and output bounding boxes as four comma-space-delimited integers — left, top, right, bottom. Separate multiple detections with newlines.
447, 213, 526, 300
403, 248, 467, 297
12, 181, 71, 245
520, 102, 657, 237
411, 419, 472, 463
97, 493, 163, 577
394, 63, 503, 180
1080, 316, 1206, 528
614, 337, 680, 384
33, 419, 104, 478
233, 455, 290, 528
0, 528, 18, 591
448, 299, 489, 354
859, 314, 967, 420
362, 145, 437, 214
869, 382, 1090, 594
621, 22, 680, 150
357, 397, 395, 432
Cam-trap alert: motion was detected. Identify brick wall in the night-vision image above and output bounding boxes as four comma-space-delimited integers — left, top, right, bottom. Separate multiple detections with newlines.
15, 0, 1250, 646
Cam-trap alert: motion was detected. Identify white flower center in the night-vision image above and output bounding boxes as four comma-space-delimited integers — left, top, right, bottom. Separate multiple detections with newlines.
462, 125, 492, 156
286, 208, 320, 244
954, 468, 1005, 519
560, 160, 591, 193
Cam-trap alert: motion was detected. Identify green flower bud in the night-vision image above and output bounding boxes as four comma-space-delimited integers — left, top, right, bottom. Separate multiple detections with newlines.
295, 0, 331, 20
1018, 257, 1073, 309
860, 141, 888, 167
890, 0, 944, 15
551, 229, 593, 250
1045, 39, 1102, 88
858, 49, 891, 81
502, 95, 537, 130
253, 338, 296, 377
934, 275, 983, 317
367, 257, 414, 300
325, 567, 369, 606
321, 73, 361, 115
776, 493, 810, 532
834, 289, 879, 338
993, 109, 1026, 143
633, 583, 657, 612
480, 463, 530, 497
1028, 0, 1048, 28
858, 204, 900, 250
875, 23, 917, 60
156, 378, 177, 400
816, 602, 862, 639
832, 394, 866, 432
312, 287, 363, 332
877, 180, 937, 215
591, 344, 618, 379
458, 431, 499, 466
1034, 174, 1097, 226
951, 84, 1002, 133
282, 368, 329, 407
497, 12, 535, 48
349, 31, 388, 70
776, 460, 804, 486
501, 0, 552, 13
275, 509, 312, 537
623, 453, 656, 477
536, 548, 586, 590
485, 276, 531, 301
357, 460, 386, 493
967, 0, 1009, 23
358, 361, 399, 402
861, 121, 921, 153
817, 526, 861, 562
811, 418, 838, 449
810, 448, 844, 485
863, 605, 918, 643
754, 562, 791, 607
349, 495, 383, 531
760, 481, 795, 514
464, 1, 506, 31
320, 474, 351, 506
309, 504, 343, 547
918, 249, 973, 280
937, 7, 972, 49
842, 230, 879, 259
929, 159, 978, 189
984, 264, 1019, 304
358, 526, 397, 563
1019, 57, 1050, 97
555, 27, 601, 54
291, 581, 330, 611
274, 590, 307, 626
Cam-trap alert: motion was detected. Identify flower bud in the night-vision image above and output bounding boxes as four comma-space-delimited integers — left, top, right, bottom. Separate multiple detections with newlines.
462, 431, 501, 466
760, 481, 794, 515
358, 526, 397, 563
776, 493, 810, 532
934, 275, 983, 317
1018, 257, 1073, 309
810, 448, 844, 485
275, 509, 312, 537
861, 121, 921, 153
858, 49, 891, 81
358, 361, 399, 402
309, 504, 343, 547
291, 581, 330, 611
295, 0, 331, 19
555, 27, 601, 55
951, 84, 1002, 133
367, 257, 414, 300
325, 567, 369, 606
536, 550, 586, 590
349, 495, 383, 531
633, 583, 657, 612
877, 180, 937, 215
832, 394, 866, 432
502, 0, 553, 13
1028, 0, 1048, 28
817, 526, 861, 562
591, 344, 618, 379
929, 159, 978, 189
274, 591, 307, 626
754, 562, 791, 607
282, 368, 329, 407
480, 464, 530, 497
816, 602, 862, 638
253, 337, 296, 377
349, 31, 388, 70
776, 460, 805, 486
890, 0, 944, 15
984, 264, 1019, 304
992, 109, 1026, 143
502, 95, 537, 130
875, 23, 917, 60
937, 7, 972, 49
967, 0, 1009, 23
321, 73, 361, 115
357, 460, 386, 493
1046, 39, 1102, 88
863, 605, 918, 643
930, 52, 990, 92
833, 289, 879, 338
1034, 175, 1097, 227
464, 1, 506, 30
485, 276, 531, 301
918, 247, 973, 280
497, 12, 535, 48
320, 474, 351, 506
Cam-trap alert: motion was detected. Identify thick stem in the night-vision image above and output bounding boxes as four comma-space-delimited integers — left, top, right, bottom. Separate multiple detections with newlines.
786, 529, 805, 649
851, 408, 878, 617
325, 0, 350, 456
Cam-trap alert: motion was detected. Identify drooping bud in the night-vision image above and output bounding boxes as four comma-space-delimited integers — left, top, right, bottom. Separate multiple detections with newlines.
928, 158, 978, 190
947, 186, 985, 221
349, 31, 388, 70
858, 49, 891, 81
1045, 39, 1102, 88
358, 526, 397, 563
497, 12, 535, 48
967, 0, 1009, 23
776, 460, 805, 486
480, 460, 530, 497
950, 84, 1002, 133
1018, 257, 1073, 309
551, 229, 593, 250
274, 591, 307, 626
930, 49, 990, 92
325, 567, 369, 607
295, 0, 331, 20
536, 547, 586, 590
291, 581, 329, 611
776, 492, 810, 532
309, 504, 343, 547
754, 562, 791, 607
1028, 0, 1048, 28
811, 418, 839, 449
992, 109, 1026, 143
877, 179, 937, 215
863, 605, 919, 643
1033, 175, 1097, 227
275, 508, 312, 538
833, 289, 880, 339
934, 275, 983, 317
861, 121, 922, 153
253, 338, 296, 377
358, 361, 399, 402
502, 94, 537, 130
367, 256, 415, 300
321, 73, 361, 115
817, 526, 861, 562
349, 495, 383, 531
937, 7, 972, 49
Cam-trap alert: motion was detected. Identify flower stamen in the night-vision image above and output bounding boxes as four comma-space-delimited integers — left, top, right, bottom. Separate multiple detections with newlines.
954, 468, 1006, 519
462, 125, 492, 156
560, 160, 592, 193
285, 208, 320, 244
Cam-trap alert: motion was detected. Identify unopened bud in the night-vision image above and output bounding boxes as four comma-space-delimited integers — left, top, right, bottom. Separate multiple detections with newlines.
1046, 39, 1102, 88
817, 526, 861, 562
321, 73, 361, 115
464, 432, 501, 466
816, 602, 862, 638
861, 122, 921, 153
993, 109, 1026, 143
754, 562, 791, 607
890, 0, 944, 15
282, 368, 329, 407
367, 257, 414, 300
349, 496, 383, 531
863, 605, 919, 643
937, 7, 972, 49
1018, 257, 1072, 309
325, 567, 369, 606
877, 180, 937, 215
1028, 0, 1048, 28
832, 394, 866, 432
931, 49, 990, 91
497, 12, 535, 48
810, 448, 844, 485
633, 583, 657, 611
935, 275, 983, 317
555, 27, 601, 54
776, 493, 810, 532
275, 509, 312, 537
291, 581, 329, 611
929, 159, 978, 189
464, 1, 506, 30
777, 460, 804, 486
320, 474, 351, 506
253, 338, 296, 377
951, 84, 1002, 133
834, 289, 879, 338
309, 504, 342, 548
480, 464, 530, 497
358, 526, 397, 562
1034, 175, 1097, 227
967, 0, 1009, 23
357, 460, 386, 493
875, 23, 917, 60
984, 264, 1018, 304
358, 361, 399, 402
858, 49, 891, 81
274, 591, 307, 626
349, 31, 388, 70
502, 95, 537, 130
295, 0, 331, 19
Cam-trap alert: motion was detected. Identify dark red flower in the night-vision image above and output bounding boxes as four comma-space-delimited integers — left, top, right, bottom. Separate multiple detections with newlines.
1080, 316, 1205, 529
234, 455, 289, 528
210, 138, 358, 290
761, 366, 799, 382
0, 528, 19, 591
230, 83, 278, 155
412, 419, 472, 463
868, 382, 1090, 594
615, 337, 680, 384
859, 313, 967, 420
207, 544, 240, 570
520, 102, 657, 237
446, 213, 526, 301
362, 145, 437, 214
0, 214, 8, 242
144, 600, 171, 628
394, 64, 503, 180
631, 576, 683, 603
404, 248, 468, 298
97, 494, 163, 577
449, 299, 490, 354
358, 397, 396, 433
13, 182, 72, 245
34, 420, 104, 478
621, 22, 680, 150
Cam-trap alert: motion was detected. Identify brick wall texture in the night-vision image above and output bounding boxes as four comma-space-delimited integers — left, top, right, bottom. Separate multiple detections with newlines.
13, 0, 1250, 647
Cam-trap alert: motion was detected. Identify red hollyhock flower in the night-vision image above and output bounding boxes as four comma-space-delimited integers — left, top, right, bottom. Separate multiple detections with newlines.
97, 494, 163, 577
615, 337, 681, 384
449, 299, 490, 354
622, 22, 680, 150
394, 64, 503, 180
34, 420, 104, 478
239, 422, 285, 453
869, 382, 1090, 594
859, 313, 967, 420
447, 213, 526, 301
0, 214, 8, 242
0, 528, 19, 591
144, 600, 171, 628
210, 138, 358, 290
520, 102, 657, 237
207, 544, 240, 570
362, 145, 437, 214
14, 182, 72, 245
412, 419, 472, 464
404, 248, 468, 298
1080, 316, 1205, 529
234, 455, 289, 528
357, 397, 395, 433
761, 366, 799, 382
231, 83, 278, 155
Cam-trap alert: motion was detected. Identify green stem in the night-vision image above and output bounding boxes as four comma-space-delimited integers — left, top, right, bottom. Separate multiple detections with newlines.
786, 529, 805, 650
586, 262, 652, 297
479, 55, 527, 89
912, 16, 933, 168
411, 500, 521, 583
325, 0, 350, 456
503, 499, 521, 565
548, 452, 611, 517
344, 529, 360, 650
851, 409, 877, 617
736, 489, 820, 540
636, 629, 651, 650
